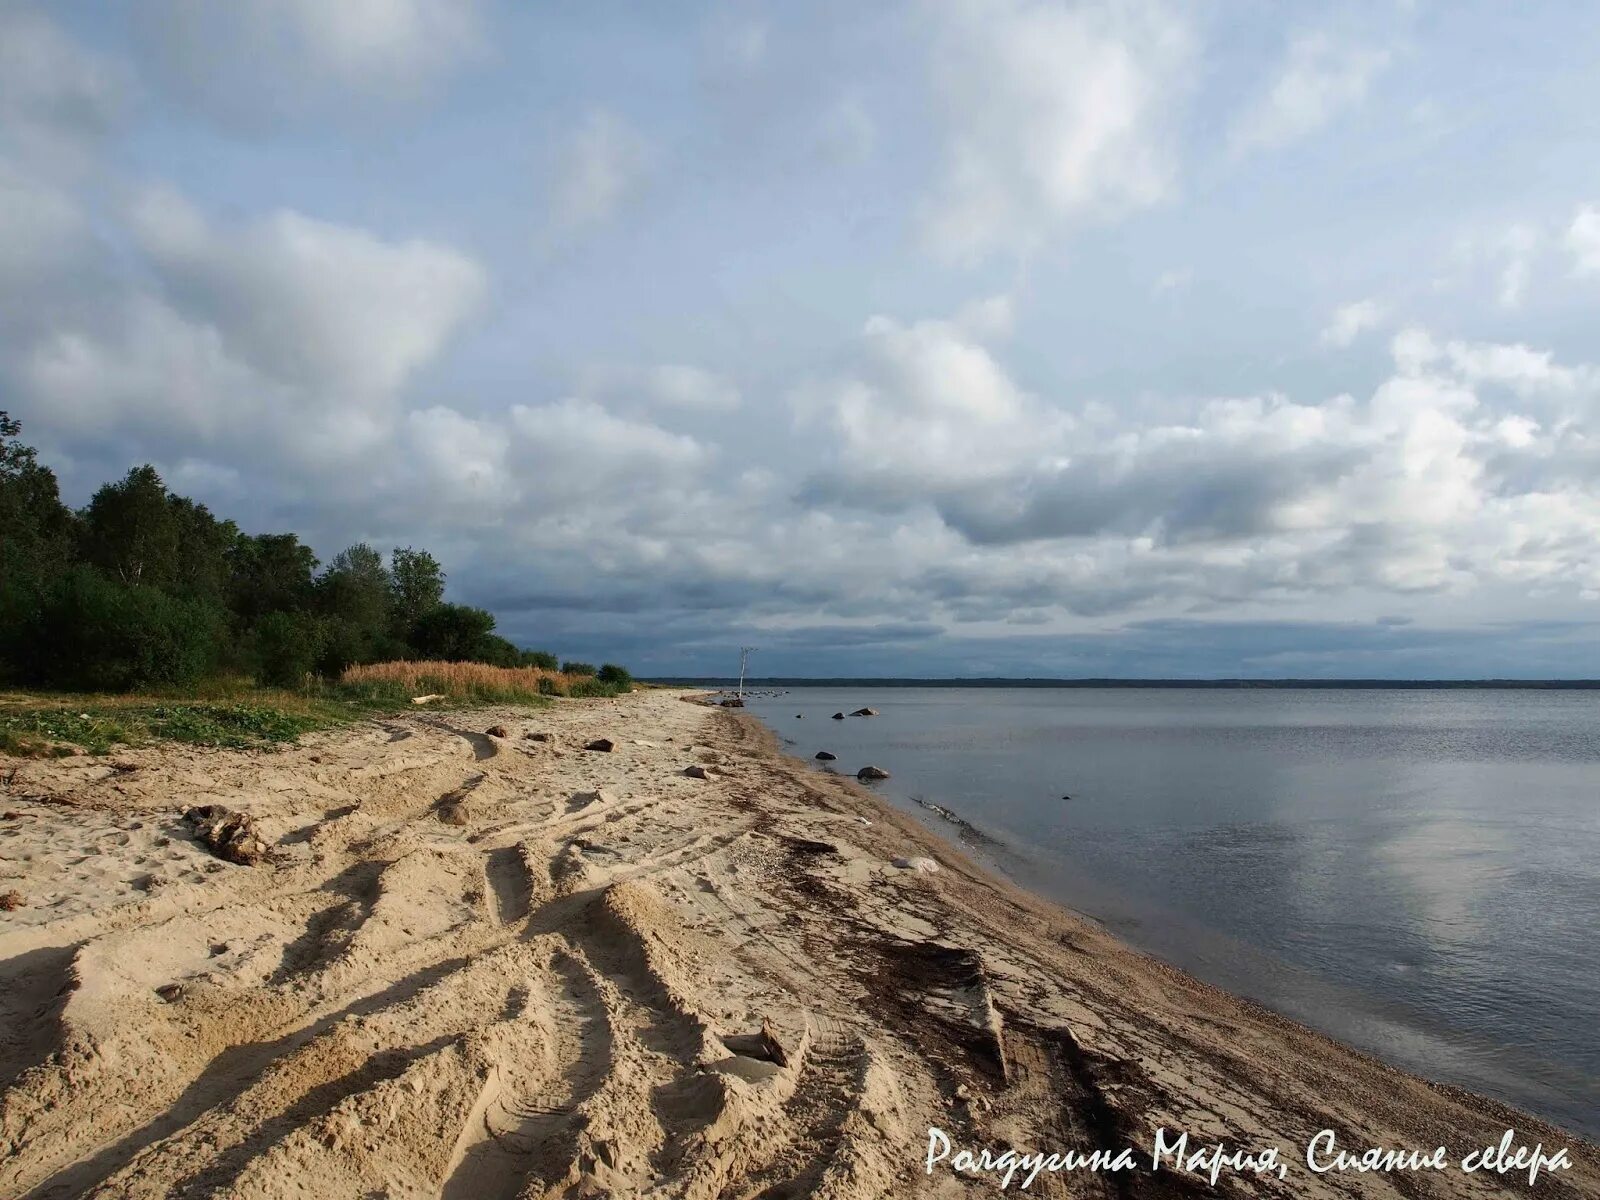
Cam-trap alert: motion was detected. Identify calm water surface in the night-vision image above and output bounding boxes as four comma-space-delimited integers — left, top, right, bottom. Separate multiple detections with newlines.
743, 688, 1600, 1138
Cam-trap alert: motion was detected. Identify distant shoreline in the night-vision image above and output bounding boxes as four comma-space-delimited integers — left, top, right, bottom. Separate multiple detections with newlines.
644, 676, 1600, 689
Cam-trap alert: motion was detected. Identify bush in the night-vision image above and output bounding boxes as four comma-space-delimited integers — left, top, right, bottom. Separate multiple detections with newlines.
315, 617, 368, 679
411, 603, 497, 661
561, 661, 596, 677
596, 663, 632, 687
32, 567, 221, 691
252, 611, 324, 689
523, 650, 558, 670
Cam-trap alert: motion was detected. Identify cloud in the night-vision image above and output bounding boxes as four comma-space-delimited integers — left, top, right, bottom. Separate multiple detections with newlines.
139, 0, 483, 120
1494, 223, 1538, 308
816, 97, 877, 165
125, 187, 485, 401
1568, 205, 1600, 277
546, 110, 650, 238
921, 0, 1191, 261
1152, 268, 1192, 296
792, 299, 1600, 616
7, 179, 485, 487
1230, 31, 1390, 155
577, 363, 742, 413
0, 4, 127, 169
1320, 299, 1387, 347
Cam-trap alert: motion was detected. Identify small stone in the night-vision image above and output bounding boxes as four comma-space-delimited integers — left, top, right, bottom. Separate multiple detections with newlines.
0, 890, 24, 911
831, 712, 845, 720
526, 732, 552, 742
156, 982, 184, 1002
683, 765, 710, 780
814, 751, 837, 761
485, 725, 510, 739
583, 739, 615, 753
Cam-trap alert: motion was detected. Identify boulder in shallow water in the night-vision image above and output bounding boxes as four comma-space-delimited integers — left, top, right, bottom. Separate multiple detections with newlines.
831, 712, 845, 720
856, 765, 890, 780
814, 751, 837, 761
849, 707, 878, 717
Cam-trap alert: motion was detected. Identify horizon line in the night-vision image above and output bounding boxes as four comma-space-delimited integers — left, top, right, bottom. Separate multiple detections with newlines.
640, 676, 1600, 688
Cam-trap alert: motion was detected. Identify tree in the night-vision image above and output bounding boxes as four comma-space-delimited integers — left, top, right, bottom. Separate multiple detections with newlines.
389, 546, 444, 638
411, 603, 498, 661
597, 663, 633, 687
521, 650, 559, 670
562, 661, 597, 676
167, 495, 238, 607
0, 414, 75, 677
80, 466, 181, 589
229, 533, 319, 622
317, 543, 391, 635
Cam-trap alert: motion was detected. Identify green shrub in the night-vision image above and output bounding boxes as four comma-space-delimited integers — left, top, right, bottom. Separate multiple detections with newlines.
252, 611, 324, 688
315, 617, 368, 678
561, 660, 596, 677
523, 650, 558, 670
597, 663, 632, 687
566, 677, 625, 698
33, 567, 222, 691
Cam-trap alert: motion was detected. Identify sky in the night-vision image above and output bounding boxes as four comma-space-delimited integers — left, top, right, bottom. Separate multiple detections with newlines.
4, 0, 1600, 677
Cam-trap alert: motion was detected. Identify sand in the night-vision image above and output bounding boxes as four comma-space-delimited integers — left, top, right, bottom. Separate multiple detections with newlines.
0, 689, 1593, 1198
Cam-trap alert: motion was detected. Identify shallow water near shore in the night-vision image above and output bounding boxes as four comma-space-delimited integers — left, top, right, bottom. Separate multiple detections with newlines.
744, 686, 1600, 1139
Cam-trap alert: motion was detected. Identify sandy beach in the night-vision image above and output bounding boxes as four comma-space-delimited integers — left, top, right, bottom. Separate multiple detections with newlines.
1, 689, 1593, 1199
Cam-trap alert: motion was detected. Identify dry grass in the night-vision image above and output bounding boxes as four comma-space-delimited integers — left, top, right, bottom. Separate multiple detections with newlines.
340, 660, 618, 701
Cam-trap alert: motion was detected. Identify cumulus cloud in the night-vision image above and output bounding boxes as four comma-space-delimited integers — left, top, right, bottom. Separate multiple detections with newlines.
1230, 31, 1390, 155
921, 0, 1191, 261
546, 110, 650, 238
1568, 206, 1600, 277
792, 299, 1600, 612
6, 176, 485, 490
1320, 299, 1387, 347
139, 0, 482, 119
126, 187, 485, 400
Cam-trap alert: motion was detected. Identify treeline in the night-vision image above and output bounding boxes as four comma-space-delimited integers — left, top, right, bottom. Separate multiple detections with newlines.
0, 413, 630, 693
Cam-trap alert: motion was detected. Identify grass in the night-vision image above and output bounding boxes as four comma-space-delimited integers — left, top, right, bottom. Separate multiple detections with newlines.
0, 659, 624, 758
0, 701, 328, 755
0, 673, 409, 755
0, 659, 635, 759
340, 660, 629, 702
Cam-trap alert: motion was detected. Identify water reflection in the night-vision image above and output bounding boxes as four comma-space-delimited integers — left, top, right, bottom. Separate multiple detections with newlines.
746, 687, 1600, 1137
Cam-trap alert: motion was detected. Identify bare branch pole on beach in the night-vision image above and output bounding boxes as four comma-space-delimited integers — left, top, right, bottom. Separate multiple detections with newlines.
738, 646, 755, 699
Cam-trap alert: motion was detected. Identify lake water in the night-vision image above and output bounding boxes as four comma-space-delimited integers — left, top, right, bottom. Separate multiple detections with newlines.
742, 687, 1600, 1139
